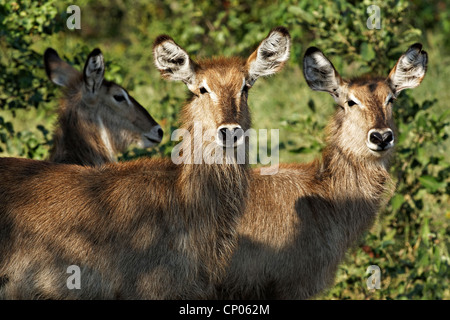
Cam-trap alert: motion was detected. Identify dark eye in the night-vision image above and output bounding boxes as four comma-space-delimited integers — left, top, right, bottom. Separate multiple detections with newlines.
242, 84, 250, 93
199, 87, 208, 94
347, 100, 356, 107
387, 97, 395, 104
113, 95, 126, 102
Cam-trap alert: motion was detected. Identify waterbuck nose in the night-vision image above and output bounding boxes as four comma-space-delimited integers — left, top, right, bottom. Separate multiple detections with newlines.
145, 125, 163, 145
217, 125, 244, 147
368, 129, 394, 151
157, 128, 164, 139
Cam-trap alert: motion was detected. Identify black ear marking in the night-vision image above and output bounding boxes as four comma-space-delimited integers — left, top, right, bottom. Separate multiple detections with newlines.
43, 48, 60, 79
303, 47, 343, 99
387, 43, 428, 95
304, 46, 321, 57
246, 26, 291, 85
43, 47, 80, 87
153, 35, 174, 48
83, 48, 105, 94
153, 35, 197, 86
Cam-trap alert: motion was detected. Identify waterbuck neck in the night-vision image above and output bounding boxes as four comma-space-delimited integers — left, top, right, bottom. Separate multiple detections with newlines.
162, 92, 250, 282
49, 98, 117, 167
316, 113, 395, 247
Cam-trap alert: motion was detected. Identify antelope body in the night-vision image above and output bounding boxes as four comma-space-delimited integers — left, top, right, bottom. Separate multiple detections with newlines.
216, 44, 428, 299
44, 48, 163, 166
0, 28, 290, 299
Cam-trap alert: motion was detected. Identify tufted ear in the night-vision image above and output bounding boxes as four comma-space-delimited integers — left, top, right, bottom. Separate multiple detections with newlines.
246, 26, 291, 86
83, 48, 105, 94
44, 48, 80, 87
303, 46, 344, 102
387, 43, 428, 97
153, 35, 197, 88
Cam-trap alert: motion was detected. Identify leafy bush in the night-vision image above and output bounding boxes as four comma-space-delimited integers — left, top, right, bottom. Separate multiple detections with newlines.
0, 0, 61, 158
0, 0, 139, 158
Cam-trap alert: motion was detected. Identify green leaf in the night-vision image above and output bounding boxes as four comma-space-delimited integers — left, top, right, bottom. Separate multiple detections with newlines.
418, 175, 446, 193
289, 146, 316, 154
416, 147, 428, 165
360, 42, 375, 62
391, 194, 404, 211
287, 6, 314, 23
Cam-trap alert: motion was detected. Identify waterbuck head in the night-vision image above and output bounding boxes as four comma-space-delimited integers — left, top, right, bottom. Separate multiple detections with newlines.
303, 43, 427, 159
153, 27, 290, 149
44, 48, 163, 153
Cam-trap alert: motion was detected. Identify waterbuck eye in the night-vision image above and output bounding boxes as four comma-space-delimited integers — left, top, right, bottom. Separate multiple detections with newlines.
387, 97, 395, 104
113, 94, 126, 102
347, 100, 357, 107
199, 87, 208, 94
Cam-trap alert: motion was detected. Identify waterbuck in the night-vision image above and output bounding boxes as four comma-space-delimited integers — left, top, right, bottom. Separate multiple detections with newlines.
0, 27, 290, 299
44, 48, 163, 166
216, 43, 428, 299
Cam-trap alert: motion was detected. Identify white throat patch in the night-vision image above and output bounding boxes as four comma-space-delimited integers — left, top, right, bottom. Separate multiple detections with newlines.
97, 115, 115, 162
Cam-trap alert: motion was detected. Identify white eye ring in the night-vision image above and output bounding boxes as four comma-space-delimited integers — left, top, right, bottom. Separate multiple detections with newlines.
347, 94, 362, 108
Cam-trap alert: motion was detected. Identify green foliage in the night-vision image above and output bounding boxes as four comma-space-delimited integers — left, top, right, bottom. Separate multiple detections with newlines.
0, 0, 448, 299
0, 0, 61, 110
0, 0, 62, 157
0, 114, 50, 159
289, 0, 422, 74
0, 0, 137, 157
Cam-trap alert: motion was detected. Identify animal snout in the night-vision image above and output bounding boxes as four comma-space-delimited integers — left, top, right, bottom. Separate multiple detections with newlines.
217, 125, 244, 147
144, 125, 163, 146
367, 128, 394, 151
157, 127, 164, 139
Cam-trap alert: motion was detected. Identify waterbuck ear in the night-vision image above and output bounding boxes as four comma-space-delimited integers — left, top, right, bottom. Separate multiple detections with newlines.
246, 26, 291, 86
44, 48, 80, 87
83, 48, 105, 94
153, 35, 197, 87
387, 43, 428, 97
303, 47, 344, 101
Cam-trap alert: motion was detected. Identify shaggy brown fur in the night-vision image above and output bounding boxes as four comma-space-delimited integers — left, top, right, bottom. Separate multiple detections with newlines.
0, 28, 290, 299
216, 117, 394, 299
215, 44, 428, 299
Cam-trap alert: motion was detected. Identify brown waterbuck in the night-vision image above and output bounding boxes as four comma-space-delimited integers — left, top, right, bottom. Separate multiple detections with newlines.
0, 27, 290, 299
44, 48, 163, 166
216, 43, 428, 299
